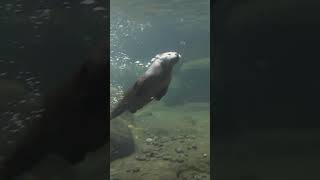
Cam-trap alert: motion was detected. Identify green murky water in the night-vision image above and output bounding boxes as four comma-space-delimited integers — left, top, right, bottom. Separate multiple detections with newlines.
110, 0, 210, 179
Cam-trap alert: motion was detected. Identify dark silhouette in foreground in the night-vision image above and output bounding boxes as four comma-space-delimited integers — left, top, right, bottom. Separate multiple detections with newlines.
0, 41, 108, 180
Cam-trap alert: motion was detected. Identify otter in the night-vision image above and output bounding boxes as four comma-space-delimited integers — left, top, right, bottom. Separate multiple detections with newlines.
110, 52, 181, 120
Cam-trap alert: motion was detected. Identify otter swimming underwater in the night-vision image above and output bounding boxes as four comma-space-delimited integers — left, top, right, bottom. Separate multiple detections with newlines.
110, 52, 181, 120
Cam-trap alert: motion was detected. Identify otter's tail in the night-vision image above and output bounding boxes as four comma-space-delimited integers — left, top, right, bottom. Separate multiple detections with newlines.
110, 104, 128, 120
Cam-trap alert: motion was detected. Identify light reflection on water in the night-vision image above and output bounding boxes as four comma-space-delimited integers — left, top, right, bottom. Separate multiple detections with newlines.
111, 9, 152, 68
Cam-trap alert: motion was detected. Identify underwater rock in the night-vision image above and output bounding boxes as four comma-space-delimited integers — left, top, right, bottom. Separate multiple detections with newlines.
159, 136, 170, 143
132, 167, 140, 173
179, 170, 209, 180
145, 138, 153, 143
175, 147, 184, 154
176, 158, 184, 163
162, 155, 172, 161
163, 57, 210, 105
202, 153, 208, 158
135, 155, 147, 161
191, 144, 197, 150
180, 58, 210, 73
110, 118, 135, 162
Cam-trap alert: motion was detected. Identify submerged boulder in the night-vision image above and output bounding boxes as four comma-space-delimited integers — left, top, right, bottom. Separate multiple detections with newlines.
110, 83, 135, 161
180, 57, 210, 73
110, 116, 135, 162
163, 57, 210, 105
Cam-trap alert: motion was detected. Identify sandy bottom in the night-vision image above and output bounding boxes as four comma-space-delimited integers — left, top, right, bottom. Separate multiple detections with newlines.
5, 102, 210, 180
110, 102, 210, 180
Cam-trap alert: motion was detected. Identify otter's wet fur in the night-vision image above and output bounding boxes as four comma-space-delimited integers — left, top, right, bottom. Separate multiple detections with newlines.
111, 52, 181, 120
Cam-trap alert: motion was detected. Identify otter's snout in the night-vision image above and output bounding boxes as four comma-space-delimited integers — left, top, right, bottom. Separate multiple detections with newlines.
169, 52, 181, 65
170, 52, 181, 60
177, 53, 181, 59
154, 52, 182, 64
173, 52, 181, 60
174, 52, 181, 63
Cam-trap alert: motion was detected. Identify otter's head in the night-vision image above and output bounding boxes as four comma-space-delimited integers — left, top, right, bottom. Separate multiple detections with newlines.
151, 52, 181, 71
151, 52, 181, 68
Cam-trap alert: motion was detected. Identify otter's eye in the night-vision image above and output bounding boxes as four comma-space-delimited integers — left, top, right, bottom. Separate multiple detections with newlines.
168, 53, 171, 56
